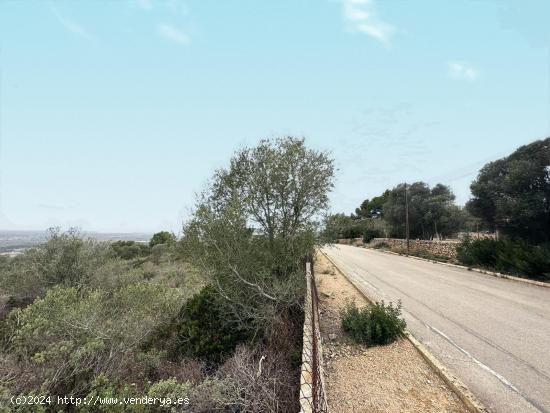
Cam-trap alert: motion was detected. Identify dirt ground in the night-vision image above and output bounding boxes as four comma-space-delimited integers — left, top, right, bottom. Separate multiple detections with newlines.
314, 252, 469, 413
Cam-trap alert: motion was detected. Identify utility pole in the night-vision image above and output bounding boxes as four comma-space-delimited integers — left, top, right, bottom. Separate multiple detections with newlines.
405, 183, 410, 253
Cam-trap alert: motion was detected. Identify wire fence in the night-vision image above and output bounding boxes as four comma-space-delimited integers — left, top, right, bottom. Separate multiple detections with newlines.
299, 260, 329, 413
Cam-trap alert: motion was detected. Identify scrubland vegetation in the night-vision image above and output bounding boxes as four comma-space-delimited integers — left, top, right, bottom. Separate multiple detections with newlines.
0, 229, 206, 412
457, 238, 550, 281
0, 134, 547, 410
0, 137, 335, 412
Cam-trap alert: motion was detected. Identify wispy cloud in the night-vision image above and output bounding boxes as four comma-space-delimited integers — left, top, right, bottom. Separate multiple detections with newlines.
342, 0, 395, 46
51, 7, 95, 41
136, 0, 153, 10
136, 0, 190, 15
157, 23, 190, 45
448, 62, 479, 81
36, 203, 72, 211
167, 0, 190, 16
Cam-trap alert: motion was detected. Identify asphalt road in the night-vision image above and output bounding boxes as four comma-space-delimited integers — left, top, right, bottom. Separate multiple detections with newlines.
322, 244, 550, 413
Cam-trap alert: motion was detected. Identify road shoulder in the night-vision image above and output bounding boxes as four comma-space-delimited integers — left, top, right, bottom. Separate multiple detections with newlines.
315, 252, 469, 413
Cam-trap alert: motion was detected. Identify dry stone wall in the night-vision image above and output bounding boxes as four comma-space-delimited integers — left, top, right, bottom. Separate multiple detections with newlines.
369, 238, 459, 260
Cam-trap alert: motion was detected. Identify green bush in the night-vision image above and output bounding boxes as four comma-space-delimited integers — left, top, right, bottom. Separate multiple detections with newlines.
457, 238, 550, 280
79, 375, 140, 413
0, 228, 113, 297
341, 300, 406, 346
110, 241, 150, 260
8, 283, 182, 395
177, 286, 250, 364
362, 228, 381, 244
149, 231, 176, 248
457, 238, 498, 268
75, 373, 236, 413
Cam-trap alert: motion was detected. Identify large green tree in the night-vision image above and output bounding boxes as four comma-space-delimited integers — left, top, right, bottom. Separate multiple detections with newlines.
383, 182, 464, 239
182, 137, 334, 333
354, 190, 390, 219
467, 137, 550, 243
322, 213, 363, 240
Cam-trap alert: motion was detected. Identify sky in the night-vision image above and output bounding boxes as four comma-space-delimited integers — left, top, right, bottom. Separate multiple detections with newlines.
0, 0, 549, 234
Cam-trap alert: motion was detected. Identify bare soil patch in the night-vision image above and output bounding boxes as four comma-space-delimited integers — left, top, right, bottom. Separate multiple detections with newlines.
315, 252, 469, 413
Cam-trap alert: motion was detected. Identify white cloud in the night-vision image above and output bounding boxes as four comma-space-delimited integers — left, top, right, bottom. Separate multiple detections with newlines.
157, 23, 190, 45
448, 62, 479, 81
51, 8, 95, 41
342, 0, 395, 46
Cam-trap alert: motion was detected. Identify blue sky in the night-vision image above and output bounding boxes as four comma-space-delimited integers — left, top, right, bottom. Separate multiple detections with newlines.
0, 0, 549, 233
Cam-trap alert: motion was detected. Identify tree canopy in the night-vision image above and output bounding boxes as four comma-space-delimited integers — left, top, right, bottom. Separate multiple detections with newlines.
383, 182, 465, 239
182, 137, 335, 333
467, 137, 550, 244
325, 182, 468, 241
323, 213, 363, 240
149, 231, 176, 247
354, 190, 390, 219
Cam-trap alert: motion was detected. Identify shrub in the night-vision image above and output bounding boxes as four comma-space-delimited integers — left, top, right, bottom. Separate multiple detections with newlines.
9, 283, 182, 395
0, 228, 113, 298
77, 373, 235, 413
149, 231, 176, 248
457, 238, 550, 280
150, 243, 169, 264
79, 375, 139, 413
371, 241, 389, 250
390, 246, 408, 255
177, 286, 250, 364
341, 300, 406, 346
457, 238, 498, 268
110, 241, 150, 260
362, 228, 381, 244
147, 378, 192, 407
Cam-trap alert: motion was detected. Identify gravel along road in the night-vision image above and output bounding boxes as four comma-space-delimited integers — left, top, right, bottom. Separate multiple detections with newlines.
315, 253, 469, 413
322, 244, 550, 413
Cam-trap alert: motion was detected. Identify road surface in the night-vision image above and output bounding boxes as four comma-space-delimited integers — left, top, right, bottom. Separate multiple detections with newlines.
322, 244, 550, 413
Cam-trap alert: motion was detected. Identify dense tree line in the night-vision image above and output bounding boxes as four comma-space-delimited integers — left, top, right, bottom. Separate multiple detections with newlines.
325, 182, 470, 241
383, 183, 468, 239
458, 137, 550, 280
354, 191, 390, 219
467, 137, 550, 244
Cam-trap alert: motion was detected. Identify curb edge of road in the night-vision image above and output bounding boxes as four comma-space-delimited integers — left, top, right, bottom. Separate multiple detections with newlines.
361, 246, 550, 289
319, 249, 490, 413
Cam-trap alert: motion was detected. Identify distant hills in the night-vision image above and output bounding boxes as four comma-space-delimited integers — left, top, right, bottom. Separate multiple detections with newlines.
0, 230, 152, 253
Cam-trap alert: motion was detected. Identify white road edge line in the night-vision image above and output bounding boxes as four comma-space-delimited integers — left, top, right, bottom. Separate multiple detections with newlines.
425, 323, 520, 393
320, 247, 494, 413
424, 323, 546, 412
